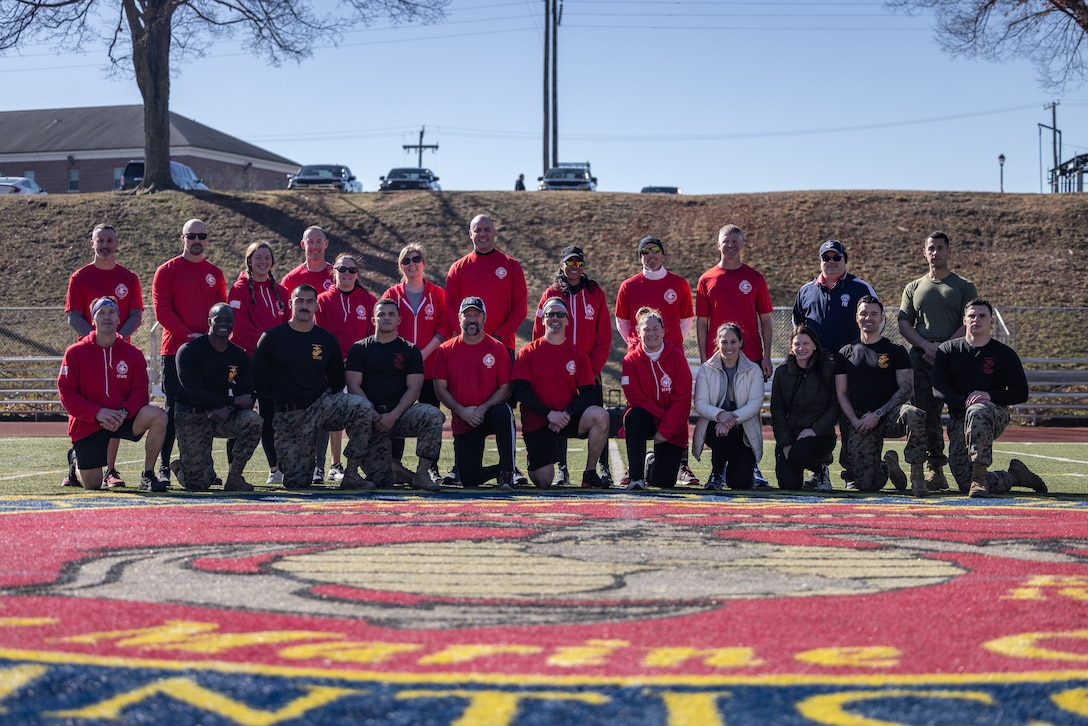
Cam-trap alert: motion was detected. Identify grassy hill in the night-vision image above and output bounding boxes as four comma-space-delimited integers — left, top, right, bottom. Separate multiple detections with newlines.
3, 188, 1085, 372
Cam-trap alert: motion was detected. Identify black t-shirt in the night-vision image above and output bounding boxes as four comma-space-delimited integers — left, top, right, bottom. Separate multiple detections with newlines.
835, 337, 911, 413
252, 323, 344, 408
345, 335, 423, 409
176, 335, 253, 410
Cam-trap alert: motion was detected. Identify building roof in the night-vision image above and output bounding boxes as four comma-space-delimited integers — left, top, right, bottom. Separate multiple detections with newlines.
0, 105, 296, 166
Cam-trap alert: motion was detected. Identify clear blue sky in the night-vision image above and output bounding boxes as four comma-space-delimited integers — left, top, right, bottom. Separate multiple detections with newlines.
3, 0, 1087, 195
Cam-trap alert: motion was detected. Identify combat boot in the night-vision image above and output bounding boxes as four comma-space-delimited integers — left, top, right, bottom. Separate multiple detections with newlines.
924, 465, 949, 492
883, 450, 908, 491
1009, 459, 1047, 493
909, 461, 929, 498
224, 473, 254, 492
411, 458, 441, 491
968, 462, 990, 498
340, 459, 375, 491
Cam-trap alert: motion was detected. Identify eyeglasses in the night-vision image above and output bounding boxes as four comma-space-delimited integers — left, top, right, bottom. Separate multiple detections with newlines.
400, 254, 423, 266
544, 311, 568, 319
183, 233, 208, 240
335, 266, 358, 274
821, 254, 843, 262
639, 246, 662, 256
564, 259, 585, 268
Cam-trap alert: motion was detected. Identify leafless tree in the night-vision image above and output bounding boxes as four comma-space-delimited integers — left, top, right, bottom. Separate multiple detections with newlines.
0, 0, 448, 192
888, 1, 1088, 89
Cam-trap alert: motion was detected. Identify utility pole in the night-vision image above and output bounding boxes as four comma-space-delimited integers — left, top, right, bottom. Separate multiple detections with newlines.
542, 0, 550, 177
551, 0, 560, 168
403, 126, 438, 167
1045, 101, 1060, 193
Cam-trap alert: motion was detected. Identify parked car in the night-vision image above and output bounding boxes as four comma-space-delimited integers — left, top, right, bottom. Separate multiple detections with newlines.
0, 176, 47, 194
379, 167, 441, 191
119, 161, 208, 191
538, 162, 596, 191
287, 164, 359, 192
641, 186, 681, 195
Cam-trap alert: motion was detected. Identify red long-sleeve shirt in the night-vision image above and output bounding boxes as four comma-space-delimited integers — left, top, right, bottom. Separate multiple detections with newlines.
227, 273, 288, 355
445, 249, 527, 352
315, 285, 377, 361
383, 279, 452, 379
532, 283, 613, 377
152, 256, 227, 356
621, 341, 693, 448
57, 333, 150, 443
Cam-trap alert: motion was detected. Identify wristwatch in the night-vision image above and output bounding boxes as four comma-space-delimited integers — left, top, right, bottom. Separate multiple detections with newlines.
873, 408, 884, 418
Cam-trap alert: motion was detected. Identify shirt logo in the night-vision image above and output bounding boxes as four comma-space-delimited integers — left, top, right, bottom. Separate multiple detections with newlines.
424, 303, 435, 317
393, 353, 406, 371
311, 344, 323, 360
585, 304, 596, 319
661, 373, 673, 392
482, 353, 496, 368
205, 274, 217, 287
664, 288, 678, 304
323, 279, 335, 291
566, 360, 577, 375
495, 267, 508, 279
115, 360, 129, 378
839, 293, 851, 307
982, 356, 996, 375
229, 300, 241, 309
228, 365, 238, 385
877, 354, 890, 369
355, 304, 368, 319
115, 283, 129, 299
739, 280, 752, 294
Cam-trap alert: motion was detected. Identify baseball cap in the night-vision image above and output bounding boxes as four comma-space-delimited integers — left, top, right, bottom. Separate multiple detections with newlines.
561, 245, 584, 263
819, 239, 847, 259
459, 296, 486, 314
638, 235, 664, 254
542, 297, 569, 314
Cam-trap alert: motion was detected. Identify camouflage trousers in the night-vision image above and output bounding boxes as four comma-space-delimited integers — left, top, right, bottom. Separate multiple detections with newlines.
909, 346, 949, 468
948, 403, 1016, 494
846, 403, 926, 492
362, 403, 445, 487
274, 392, 373, 489
176, 409, 262, 490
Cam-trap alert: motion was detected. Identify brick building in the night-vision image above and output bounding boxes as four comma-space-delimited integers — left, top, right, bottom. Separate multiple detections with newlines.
0, 105, 297, 193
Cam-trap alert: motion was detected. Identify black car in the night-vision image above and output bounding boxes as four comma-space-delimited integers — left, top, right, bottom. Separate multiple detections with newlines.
640, 186, 681, 195
538, 162, 597, 191
287, 164, 359, 192
379, 168, 441, 191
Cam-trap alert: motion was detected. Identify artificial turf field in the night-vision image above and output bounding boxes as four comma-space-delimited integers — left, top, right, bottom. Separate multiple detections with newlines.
1, 431, 1087, 724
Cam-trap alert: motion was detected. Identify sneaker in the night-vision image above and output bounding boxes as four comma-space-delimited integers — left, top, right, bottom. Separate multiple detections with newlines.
1009, 459, 1047, 493
312, 466, 325, 485
645, 452, 656, 482
224, 474, 254, 492
553, 464, 571, 487
266, 470, 284, 485
139, 469, 168, 492
410, 468, 441, 491
64, 448, 79, 487
753, 466, 769, 487
158, 464, 171, 484
340, 470, 376, 491
497, 471, 515, 490
599, 467, 614, 487
327, 463, 345, 482
676, 463, 699, 487
513, 469, 529, 488
843, 481, 857, 491
704, 473, 724, 491
619, 469, 631, 488
883, 450, 908, 491
102, 468, 126, 489
802, 470, 819, 490
625, 478, 646, 491
444, 465, 462, 486
816, 469, 833, 492
581, 470, 608, 489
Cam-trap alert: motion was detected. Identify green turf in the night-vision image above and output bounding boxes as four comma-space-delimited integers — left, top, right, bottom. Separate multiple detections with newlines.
1, 436, 1084, 498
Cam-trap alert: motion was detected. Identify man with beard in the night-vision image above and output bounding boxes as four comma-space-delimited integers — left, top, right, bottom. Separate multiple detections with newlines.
172, 303, 261, 492
433, 297, 519, 489
152, 218, 227, 486
64, 223, 144, 487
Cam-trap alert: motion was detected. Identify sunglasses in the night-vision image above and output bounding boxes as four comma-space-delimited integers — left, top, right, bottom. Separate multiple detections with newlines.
335, 266, 358, 274
183, 233, 208, 240
639, 246, 662, 256
545, 311, 568, 319
400, 254, 423, 266
564, 259, 585, 268
821, 254, 843, 262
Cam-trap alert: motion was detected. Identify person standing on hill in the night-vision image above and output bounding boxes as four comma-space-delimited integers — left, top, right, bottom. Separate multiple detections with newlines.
152, 218, 227, 485
614, 235, 698, 487
445, 214, 527, 359
897, 231, 978, 493
63, 223, 144, 488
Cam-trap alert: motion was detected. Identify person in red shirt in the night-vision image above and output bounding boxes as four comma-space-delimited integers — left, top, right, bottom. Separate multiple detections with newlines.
281, 226, 336, 295
57, 297, 167, 492
445, 214, 527, 356
532, 245, 615, 486
315, 253, 377, 483
64, 223, 144, 487
228, 240, 288, 482
620, 307, 693, 490
151, 218, 227, 484
614, 235, 699, 487
383, 243, 450, 478
513, 297, 610, 489
433, 297, 518, 489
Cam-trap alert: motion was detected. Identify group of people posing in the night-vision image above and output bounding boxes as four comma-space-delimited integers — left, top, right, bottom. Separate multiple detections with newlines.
57, 216, 1047, 498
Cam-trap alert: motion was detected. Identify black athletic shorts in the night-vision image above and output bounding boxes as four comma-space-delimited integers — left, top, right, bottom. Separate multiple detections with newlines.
72, 419, 143, 470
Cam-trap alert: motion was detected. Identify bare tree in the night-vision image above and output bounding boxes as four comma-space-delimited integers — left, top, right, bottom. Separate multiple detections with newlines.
888, 1, 1088, 89
0, 0, 447, 192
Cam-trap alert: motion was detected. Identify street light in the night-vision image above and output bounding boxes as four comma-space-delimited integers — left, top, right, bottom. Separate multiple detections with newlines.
998, 153, 1005, 193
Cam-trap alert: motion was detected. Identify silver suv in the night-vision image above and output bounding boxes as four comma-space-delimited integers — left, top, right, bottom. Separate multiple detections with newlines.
538, 162, 597, 191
